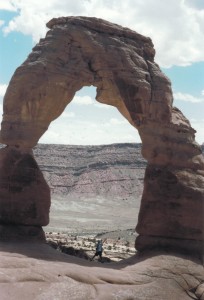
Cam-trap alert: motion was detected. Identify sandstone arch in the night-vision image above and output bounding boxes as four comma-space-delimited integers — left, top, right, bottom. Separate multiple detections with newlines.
0, 17, 203, 253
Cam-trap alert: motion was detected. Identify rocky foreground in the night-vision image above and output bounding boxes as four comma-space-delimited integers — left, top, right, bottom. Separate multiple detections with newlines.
0, 242, 203, 300
46, 231, 136, 262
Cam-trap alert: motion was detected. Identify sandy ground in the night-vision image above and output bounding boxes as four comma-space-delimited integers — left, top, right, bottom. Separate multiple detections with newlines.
43, 194, 140, 262
44, 195, 141, 236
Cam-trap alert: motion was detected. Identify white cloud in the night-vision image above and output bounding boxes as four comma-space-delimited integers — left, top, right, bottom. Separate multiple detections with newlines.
190, 118, 204, 143
72, 95, 94, 105
1, 0, 204, 67
0, 1, 16, 11
2, 0, 90, 41
0, 84, 8, 98
39, 117, 140, 145
94, 102, 110, 109
109, 118, 128, 125
39, 105, 140, 145
61, 111, 75, 118
174, 92, 204, 103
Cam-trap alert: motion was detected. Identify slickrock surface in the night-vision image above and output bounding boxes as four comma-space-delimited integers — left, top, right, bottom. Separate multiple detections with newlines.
0, 242, 203, 300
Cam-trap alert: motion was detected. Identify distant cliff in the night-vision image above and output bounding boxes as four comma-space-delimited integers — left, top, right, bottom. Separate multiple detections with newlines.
33, 143, 146, 201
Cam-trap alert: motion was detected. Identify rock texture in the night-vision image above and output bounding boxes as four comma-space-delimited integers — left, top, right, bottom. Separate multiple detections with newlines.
0, 16, 203, 255
0, 146, 50, 226
0, 242, 203, 300
33, 143, 146, 199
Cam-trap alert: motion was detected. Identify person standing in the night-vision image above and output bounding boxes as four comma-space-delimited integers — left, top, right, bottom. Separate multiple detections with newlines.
91, 240, 103, 261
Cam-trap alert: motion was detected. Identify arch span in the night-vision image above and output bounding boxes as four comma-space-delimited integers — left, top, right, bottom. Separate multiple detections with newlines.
0, 17, 203, 253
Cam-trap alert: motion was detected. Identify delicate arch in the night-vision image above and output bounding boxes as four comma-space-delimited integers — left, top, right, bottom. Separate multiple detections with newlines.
0, 17, 203, 253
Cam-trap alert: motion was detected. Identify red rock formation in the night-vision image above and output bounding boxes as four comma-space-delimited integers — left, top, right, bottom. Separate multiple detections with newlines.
0, 147, 50, 227
0, 17, 203, 253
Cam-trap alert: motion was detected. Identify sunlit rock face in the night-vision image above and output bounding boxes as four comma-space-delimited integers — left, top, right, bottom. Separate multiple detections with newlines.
0, 17, 203, 252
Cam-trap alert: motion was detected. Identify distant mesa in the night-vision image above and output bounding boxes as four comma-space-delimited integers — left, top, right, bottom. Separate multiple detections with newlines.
0, 16, 203, 255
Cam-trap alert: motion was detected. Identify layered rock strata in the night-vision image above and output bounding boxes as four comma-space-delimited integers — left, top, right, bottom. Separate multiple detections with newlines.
33, 143, 146, 199
0, 17, 203, 253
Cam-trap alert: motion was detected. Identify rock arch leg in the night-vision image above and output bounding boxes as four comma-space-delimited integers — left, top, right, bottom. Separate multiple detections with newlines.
0, 146, 50, 241
136, 122, 204, 255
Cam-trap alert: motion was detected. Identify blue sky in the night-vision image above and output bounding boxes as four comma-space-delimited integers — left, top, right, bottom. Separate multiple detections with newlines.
0, 1, 203, 145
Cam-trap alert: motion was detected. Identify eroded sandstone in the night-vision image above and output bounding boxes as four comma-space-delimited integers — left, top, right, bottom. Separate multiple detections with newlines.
0, 146, 50, 227
0, 242, 203, 300
0, 17, 203, 255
